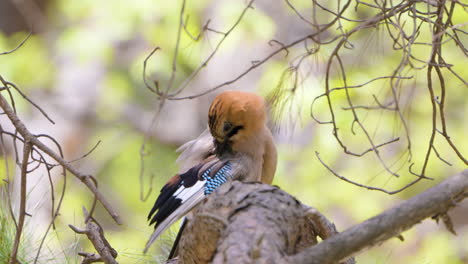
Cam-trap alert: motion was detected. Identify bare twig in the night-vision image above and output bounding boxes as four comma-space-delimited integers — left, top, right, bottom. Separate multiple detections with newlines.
9, 141, 32, 264
0, 76, 55, 124
164, 0, 187, 97
142, 46, 161, 94
0, 93, 121, 224
170, 0, 256, 97
316, 151, 431, 194
0, 32, 31, 56
69, 207, 118, 264
69, 140, 102, 163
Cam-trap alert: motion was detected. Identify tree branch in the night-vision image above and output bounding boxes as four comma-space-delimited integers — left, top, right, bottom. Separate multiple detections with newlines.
287, 169, 468, 264
167, 182, 355, 264
0, 92, 121, 224
167, 169, 467, 264
9, 140, 32, 264
69, 207, 118, 264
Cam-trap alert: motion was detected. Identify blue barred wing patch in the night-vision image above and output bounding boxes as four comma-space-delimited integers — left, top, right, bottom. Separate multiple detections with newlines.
202, 162, 232, 195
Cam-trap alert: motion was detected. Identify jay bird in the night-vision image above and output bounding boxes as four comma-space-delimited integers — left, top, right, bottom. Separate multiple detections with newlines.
144, 90, 277, 254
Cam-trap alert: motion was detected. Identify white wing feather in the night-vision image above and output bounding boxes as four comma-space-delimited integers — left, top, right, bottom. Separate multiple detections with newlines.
143, 181, 206, 253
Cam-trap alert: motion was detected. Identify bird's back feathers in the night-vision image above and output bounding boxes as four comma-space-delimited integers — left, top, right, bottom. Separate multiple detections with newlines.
176, 129, 214, 173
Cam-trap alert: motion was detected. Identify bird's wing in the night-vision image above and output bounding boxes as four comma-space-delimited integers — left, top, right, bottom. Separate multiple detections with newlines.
176, 129, 214, 173
145, 158, 232, 253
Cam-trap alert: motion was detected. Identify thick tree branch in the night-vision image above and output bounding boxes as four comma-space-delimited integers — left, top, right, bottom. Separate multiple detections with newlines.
168, 182, 355, 264
168, 169, 467, 264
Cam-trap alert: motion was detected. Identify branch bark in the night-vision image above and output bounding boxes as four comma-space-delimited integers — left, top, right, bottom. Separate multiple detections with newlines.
170, 182, 355, 264
287, 169, 468, 264
69, 207, 118, 264
168, 169, 467, 264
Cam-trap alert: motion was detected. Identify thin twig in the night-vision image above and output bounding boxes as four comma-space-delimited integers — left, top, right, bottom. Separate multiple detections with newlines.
9, 140, 32, 264
0, 93, 122, 224
0, 76, 55, 124
170, 0, 256, 97
0, 32, 31, 56
316, 151, 431, 194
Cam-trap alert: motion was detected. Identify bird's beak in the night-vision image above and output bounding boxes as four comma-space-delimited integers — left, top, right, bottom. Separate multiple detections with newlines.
213, 135, 224, 143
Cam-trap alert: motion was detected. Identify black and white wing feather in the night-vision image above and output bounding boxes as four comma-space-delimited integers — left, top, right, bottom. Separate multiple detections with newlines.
144, 160, 233, 252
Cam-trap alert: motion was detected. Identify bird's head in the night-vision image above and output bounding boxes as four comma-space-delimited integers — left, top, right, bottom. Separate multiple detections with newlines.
208, 90, 266, 155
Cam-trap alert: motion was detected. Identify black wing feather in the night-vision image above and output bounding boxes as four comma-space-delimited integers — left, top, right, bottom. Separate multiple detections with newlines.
148, 164, 203, 228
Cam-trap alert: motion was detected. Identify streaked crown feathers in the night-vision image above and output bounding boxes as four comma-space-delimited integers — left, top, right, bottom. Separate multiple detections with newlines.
208, 91, 266, 142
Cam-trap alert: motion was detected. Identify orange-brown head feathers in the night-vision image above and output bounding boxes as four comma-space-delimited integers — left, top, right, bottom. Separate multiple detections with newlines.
208, 91, 267, 154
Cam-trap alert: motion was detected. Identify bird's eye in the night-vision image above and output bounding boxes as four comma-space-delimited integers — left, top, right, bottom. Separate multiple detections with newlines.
226, 125, 244, 138
223, 122, 233, 132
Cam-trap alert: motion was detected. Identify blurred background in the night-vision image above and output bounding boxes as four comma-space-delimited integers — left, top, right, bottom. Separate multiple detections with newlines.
0, 0, 467, 263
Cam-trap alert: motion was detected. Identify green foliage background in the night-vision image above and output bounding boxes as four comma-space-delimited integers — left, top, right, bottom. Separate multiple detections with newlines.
0, 0, 466, 263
